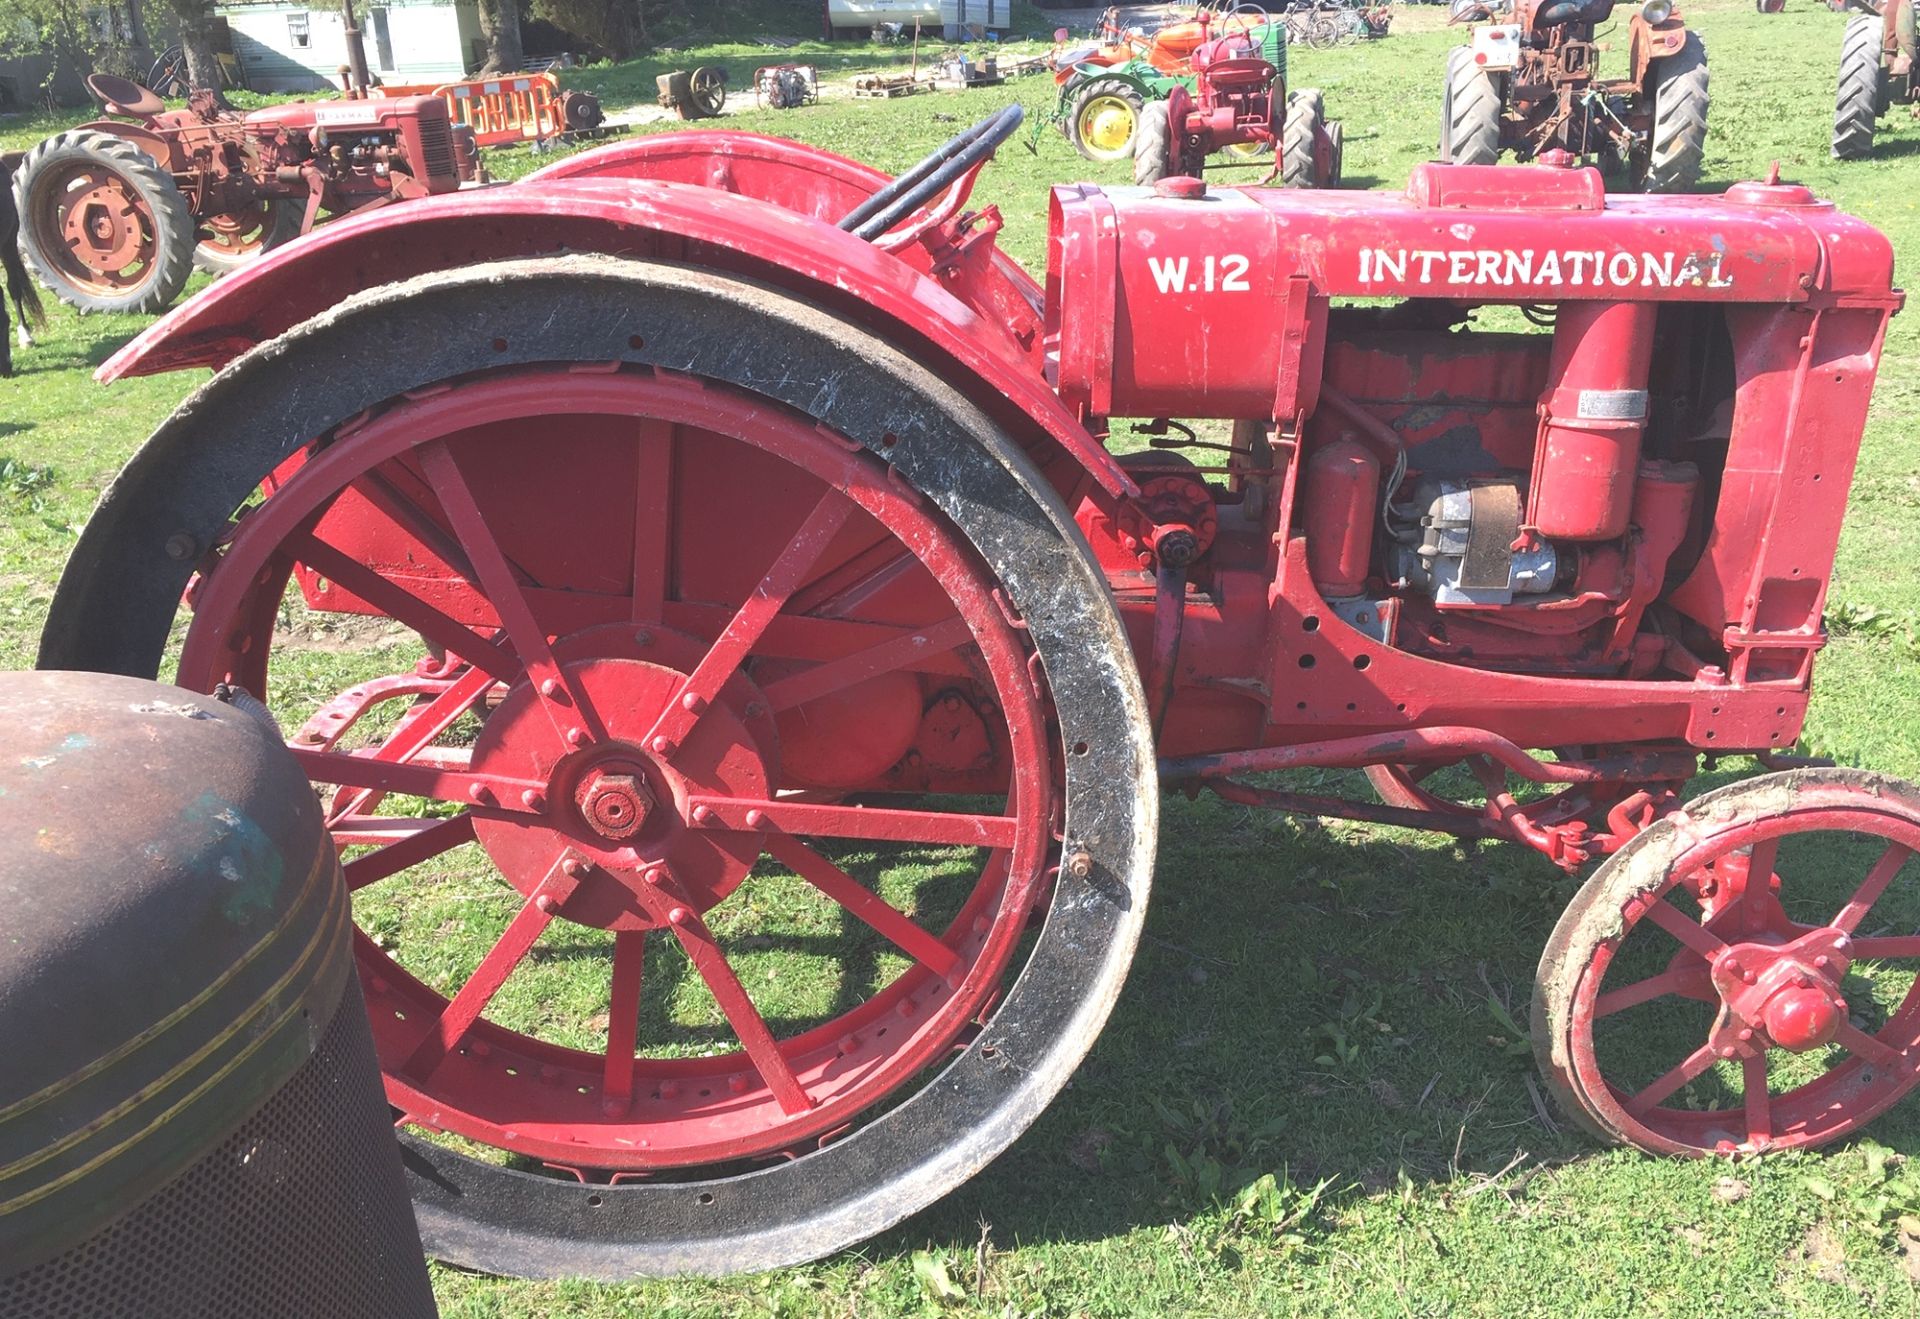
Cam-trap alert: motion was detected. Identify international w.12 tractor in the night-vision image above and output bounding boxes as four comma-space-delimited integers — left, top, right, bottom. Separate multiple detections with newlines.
11, 73, 479, 315
39, 104, 1915, 1279
1443, 0, 1710, 190
1834, 0, 1919, 157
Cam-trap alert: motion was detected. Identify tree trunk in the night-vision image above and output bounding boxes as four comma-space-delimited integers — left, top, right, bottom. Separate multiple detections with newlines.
475, 0, 525, 75
168, 0, 227, 101
125, 0, 151, 52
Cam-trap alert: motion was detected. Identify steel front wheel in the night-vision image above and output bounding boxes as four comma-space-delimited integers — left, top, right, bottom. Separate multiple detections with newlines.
41, 257, 1156, 1278
1534, 769, 1920, 1155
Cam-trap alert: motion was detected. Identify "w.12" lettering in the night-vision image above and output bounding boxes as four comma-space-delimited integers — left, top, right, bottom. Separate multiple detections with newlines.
1146, 254, 1253, 294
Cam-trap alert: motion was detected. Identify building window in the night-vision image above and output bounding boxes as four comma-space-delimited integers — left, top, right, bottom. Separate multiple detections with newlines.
287, 12, 311, 49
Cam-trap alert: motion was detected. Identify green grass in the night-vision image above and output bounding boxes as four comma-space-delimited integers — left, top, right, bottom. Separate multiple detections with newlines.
10, 0, 1920, 1314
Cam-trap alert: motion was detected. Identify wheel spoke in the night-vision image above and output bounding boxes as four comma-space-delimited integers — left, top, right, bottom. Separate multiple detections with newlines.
1846, 935, 1920, 959
634, 875, 811, 1115
763, 831, 961, 976
1742, 1052, 1772, 1146
356, 466, 483, 584
291, 746, 544, 815
291, 532, 520, 683
401, 858, 581, 1079
690, 795, 1019, 849
417, 439, 607, 745
644, 489, 854, 756
328, 665, 498, 822
1625, 1042, 1719, 1115
601, 930, 647, 1113
762, 616, 974, 713
631, 420, 673, 623
1832, 842, 1915, 935
1595, 965, 1713, 1018
341, 813, 477, 892
1833, 1021, 1903, 1069
1640, 896, 1729, 962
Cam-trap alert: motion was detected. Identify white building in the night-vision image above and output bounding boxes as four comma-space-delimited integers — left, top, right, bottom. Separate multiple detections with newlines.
218, 0, 481, 93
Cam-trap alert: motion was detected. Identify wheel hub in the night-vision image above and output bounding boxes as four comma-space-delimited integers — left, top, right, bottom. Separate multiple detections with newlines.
1709, 927, 1854, 1056
64, 186, 141, 272
467, 642, 773, 934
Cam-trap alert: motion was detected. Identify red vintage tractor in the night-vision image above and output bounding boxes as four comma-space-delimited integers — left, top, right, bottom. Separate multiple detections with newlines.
1132, 21, 1342, 187
1443, 0, 1710, 190
11, 74, 479, 315
40, 107, 1914, 1278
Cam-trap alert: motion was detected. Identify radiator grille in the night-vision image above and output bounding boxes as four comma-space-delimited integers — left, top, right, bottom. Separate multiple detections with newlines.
0, 982, 437, 1319
416, 108, 457, 183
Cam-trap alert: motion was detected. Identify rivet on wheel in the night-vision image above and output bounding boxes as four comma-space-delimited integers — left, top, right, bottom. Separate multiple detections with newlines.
1719, 1046, 1736, 1059
667, 906, 690, 926
522, 788, 546, 811
681, 692, 705, 712
745, 809, 766, 828
838, 1033, 859, 1056
1814, 955, 1832, 971
470, 783, 495, 805
1723, 959, 1742, 979
535, 894, 556, 913
691, 805, 713, 824
1738, 1027, 1754, 1041
1065, 849, 1093, 878
643, 866, 666, 886
164, 531, 199, 561
562, 858, 586, 878
566, 726, 586, 747
651, 736, 675, 754
540, 678, 561, 698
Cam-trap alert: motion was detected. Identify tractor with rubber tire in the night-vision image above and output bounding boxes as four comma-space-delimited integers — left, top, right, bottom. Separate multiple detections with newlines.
45, 101, 1920, 1281
1053, 4, 1291, 165
1441, 0, 1710, 191
10, 74, 479, 315
1833, 0, 1918, 157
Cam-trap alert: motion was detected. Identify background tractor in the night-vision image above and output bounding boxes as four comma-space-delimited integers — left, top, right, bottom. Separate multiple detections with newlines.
1834, 0, 1918, 156
1053, 3, 1287, 163
1132, 25, 1343, 187
12, 68, 478, 315
1441, 0, 1710, 190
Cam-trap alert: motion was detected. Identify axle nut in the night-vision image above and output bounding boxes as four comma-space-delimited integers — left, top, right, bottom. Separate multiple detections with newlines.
1762, 986, 1842, 1053
575, 769, 655, 841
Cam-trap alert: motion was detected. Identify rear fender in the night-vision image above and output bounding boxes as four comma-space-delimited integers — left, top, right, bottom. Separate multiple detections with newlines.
77, 120, 180, 171
1628, 15, 1689, 83
100, 174, 1131, 500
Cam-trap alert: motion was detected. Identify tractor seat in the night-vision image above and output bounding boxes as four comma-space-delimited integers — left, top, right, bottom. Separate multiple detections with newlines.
1190, 33, 1267, 74
1191, 49, 1277, 89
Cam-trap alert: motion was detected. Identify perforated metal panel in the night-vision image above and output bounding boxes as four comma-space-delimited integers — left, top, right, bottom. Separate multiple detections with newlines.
0, 981, 438, 1319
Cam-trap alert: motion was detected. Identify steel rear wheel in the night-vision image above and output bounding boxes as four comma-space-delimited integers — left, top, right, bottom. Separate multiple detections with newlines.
179, 365, 1057, 1172
1534, 769, 1920, 1155
42, 256, 1156, 1277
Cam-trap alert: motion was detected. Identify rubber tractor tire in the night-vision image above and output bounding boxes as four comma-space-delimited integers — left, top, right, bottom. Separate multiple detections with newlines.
39, 255, 1159, 1280
1641, 30, 1710, 191
1133, 97, 1177, 184
192, 198, 303, 277
1069, 78, 1147, 162
1441, 45, 1502, 165
12, 129, 196, 315
1281, 89, 1334, 188
1834, 14, 1886, 159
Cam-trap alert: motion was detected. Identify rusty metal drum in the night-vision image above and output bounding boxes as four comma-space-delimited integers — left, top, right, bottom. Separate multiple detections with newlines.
0, 671, 437, 1319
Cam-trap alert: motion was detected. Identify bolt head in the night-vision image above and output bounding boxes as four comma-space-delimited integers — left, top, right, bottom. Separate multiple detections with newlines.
575, 770, 654, 841
1066, 849, 1093, 879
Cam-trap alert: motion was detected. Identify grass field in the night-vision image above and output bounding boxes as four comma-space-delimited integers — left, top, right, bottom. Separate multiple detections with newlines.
8, 0, 1920, 1314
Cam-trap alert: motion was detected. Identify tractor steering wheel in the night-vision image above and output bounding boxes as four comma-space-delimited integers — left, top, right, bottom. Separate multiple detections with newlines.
838, 103, 1025, 244
1220, 2, 1274, 37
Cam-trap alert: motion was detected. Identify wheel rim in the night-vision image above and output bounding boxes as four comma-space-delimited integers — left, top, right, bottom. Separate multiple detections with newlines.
1078, 94, 1138, 157
175, 366, 1058, 1173
198, 201, 279, 260
1556, 782, 1920, 1154
30, 160, 159, 294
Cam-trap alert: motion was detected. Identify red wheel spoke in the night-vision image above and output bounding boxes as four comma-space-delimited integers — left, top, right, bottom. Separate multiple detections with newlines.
1742, 1053, 1772, 1146
631, 420, 673, 623
402, 859, 581, 1080
1595, 965, 1712, 1018
356, 466, 482, 584
1640, 896, 1728, 962
417, 440, 607, 746
763, 832, 961, 976
635, 880, 811, 1115
329, 666, 498, 822
762, 616, 974, 714
602, 930, 647, 1113
1744, 838, 1781, 887
342, 813, 477, 892
1833, 1021, 1903, 1069
1846, 935, 1920, 959
1625, 1042, 1719, 1115
1832, 842, 1915, 935
690, 795, 1019, 849
645, 489, 854, 755
292, 746, 544, 815
290, 532, 520, 683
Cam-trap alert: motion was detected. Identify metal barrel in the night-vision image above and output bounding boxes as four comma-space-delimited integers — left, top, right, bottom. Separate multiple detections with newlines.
0, 671, 438, 1319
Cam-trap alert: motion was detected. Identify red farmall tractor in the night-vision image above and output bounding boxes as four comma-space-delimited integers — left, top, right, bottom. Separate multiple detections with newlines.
11, 74, 478, 315
1442, 0, 1710, 190
40, 107, 1915, 1277
1834, 0, 1919, 157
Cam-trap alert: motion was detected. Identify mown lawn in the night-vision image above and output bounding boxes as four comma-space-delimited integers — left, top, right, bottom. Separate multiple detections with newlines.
7, 0, 1920, 1314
